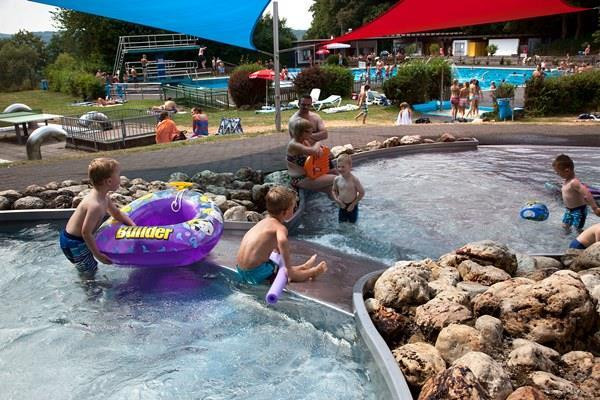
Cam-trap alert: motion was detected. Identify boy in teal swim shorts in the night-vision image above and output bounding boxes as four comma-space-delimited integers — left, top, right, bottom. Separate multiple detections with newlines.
60, 158, 135, 279
236, 186, 327, 284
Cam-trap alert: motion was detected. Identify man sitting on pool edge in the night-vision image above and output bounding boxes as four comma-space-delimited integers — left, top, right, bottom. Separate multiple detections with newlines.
236, 186, 327, 285
569, 223, 600, 250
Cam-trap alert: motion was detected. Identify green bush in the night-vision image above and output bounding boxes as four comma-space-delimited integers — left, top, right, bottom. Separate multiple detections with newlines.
325, 54, 348, 66
45, 53, 103, 100
228, 63, 265, 107
294, 65, 353, 99
524, 70, 600, 116
382, 59, 450, 105
0, 42, 40, 91
428, 43, 440, 56
495, 82, 515, 100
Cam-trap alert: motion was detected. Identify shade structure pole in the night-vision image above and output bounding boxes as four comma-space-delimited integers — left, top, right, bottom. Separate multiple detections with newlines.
273, 1, 281, 132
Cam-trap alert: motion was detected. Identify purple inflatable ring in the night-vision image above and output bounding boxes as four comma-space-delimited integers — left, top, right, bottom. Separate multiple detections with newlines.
95, 189, 224, 267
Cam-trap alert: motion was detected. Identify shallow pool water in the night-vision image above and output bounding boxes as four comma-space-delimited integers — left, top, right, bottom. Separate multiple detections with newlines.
295, 146, 600, 264
0, 225, 383, 399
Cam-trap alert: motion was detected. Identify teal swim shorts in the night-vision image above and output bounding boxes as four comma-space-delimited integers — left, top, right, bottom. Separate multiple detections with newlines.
236, 260, 278, 285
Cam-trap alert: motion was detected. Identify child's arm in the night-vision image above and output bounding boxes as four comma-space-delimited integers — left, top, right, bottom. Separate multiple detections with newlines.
289, 140, 322, 158
275, 225, 291, 272
331, 177, 345, 208
107, 198, 136, 226
575, 180, 600, 216
81, 206, 112, 265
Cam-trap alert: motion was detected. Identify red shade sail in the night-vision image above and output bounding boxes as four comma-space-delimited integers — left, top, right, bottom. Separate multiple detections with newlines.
326, 0, 588, 43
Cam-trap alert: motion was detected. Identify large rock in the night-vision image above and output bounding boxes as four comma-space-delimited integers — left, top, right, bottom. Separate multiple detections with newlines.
23, 184, 45, 196
230, 180, 254, 190
578, 267, 600, 312
434, 287, 470, 307
457, 281, 490, 299
529, 371, 581, 399
60, 179, 79, 187
560, 351, 595, 383
13, 196, 45, 209
373, 261, 432, 308
371, 306, 407, 342
505, 386, 548, 400
418, 366, 491, 400
263, 170, 291, 186
59, 185, 89, 197
453, 352, 513, 400
415, 299, 473, 340
129, 178, 147, 186
169, 172, 190, 182
435, 324, 483, 364
473, 271, 597, 352
579, 358, 600, 399
400, 135, 423, 145
45, 181, 60, 190
234, 167, 263, 184
205, 185, 230, 198
438, 133, 456, 142
191, 170, 233, 187
229, 189, 252, 202
108, 193, 132, 208
392, 342, 446, 388
245, 211, 263, 223
571, 242, 600, 271
458, 260, 512, 286
149, 181, 167, 191
475, 315, 504, 351
0, 196, 10, 210
456, 240, 518, 276
54, 195, 73, 209
524, 268, 559, 282
252, 183, 274, 211
0, 190, 22, 202
223, 205, 247, 222
382, 136, 400, 148
507, 339, 560, 375
365, 140, 383, 150
37, 190, 58, 202
531, 256, 563, 270
331, 144, 354, 158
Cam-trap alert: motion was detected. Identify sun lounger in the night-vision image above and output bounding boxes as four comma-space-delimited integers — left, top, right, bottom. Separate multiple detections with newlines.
313, 95, 342, 111
322, 104, 359, 114
288, 88, 321, 109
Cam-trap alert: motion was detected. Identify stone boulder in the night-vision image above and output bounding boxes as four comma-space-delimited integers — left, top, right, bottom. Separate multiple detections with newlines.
0, 196, 10, 210
434, 287, 470, 307
169, 172, 190, 182
331, 144, 354, 158
364, 298, 381, 313
456, 240, 518, 276
54, 195, 73, 209
578, 267, 600, 312
507, 339, 560, 375
400, 135, 423, 145
415, 299, 473, 340
418, 366, 491, 400
366, 140, 383, 150
531, 256, 563, 270
0, 190, 22, 202
529, 371, 581, 399
371, 306, 407, 341
435, 324, 483, 364
560, 351, 595, 383
570, 242, 600, 271
205, 185, 230, 198
458, 260, 512, 286
382, 136, 400, 148
473, 271, 597, 352
60, 179, 79, 187
129, 178, 147, 186
245, 211, 263, 223
71, 196, 83, 208
252, 183, 274, 211
13, 196, 45, 209
453, 352, 513, 400
438, 133, 456, 142
129, 184, 148, 193
60, 185, 89, 197
234, 167, 263, 184
23, 184, 45, 196
373, 261, 432, 308
505, 386, 548, 400
229, 189, 252, 202
264, 170, 291, 187
475, 315, 504, 351
230, 180, 254, 190
392, 342, 446, 388
223, 205, 247, 222
438, 252, 468, 269
457, 281, 490, 299
149, 181, 167, 191
45, 181, 60, 190
38, 190, 58, 202
109, 193, 132, 208
524, 268, 559, 282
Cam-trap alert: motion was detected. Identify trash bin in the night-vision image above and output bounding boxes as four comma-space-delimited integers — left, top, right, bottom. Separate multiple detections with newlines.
497, 98, 512, 121
40, 79, 49, 90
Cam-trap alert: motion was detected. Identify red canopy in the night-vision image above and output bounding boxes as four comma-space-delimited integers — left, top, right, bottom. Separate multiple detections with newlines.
326, 0, 588, 44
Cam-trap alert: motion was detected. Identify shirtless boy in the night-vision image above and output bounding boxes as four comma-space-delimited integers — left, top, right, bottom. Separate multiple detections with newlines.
553, 154, 600, 232
450, 79, 460, 120
570, 224, 600, 249
236, 186, 327, 284
60, 158, 135, 278
332, 154, 365, 223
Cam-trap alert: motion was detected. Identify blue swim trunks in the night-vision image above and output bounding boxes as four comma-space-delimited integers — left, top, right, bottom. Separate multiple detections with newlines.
569, 239, 587, 249
236, 260, 278, 285
562, 205, 587, 230
59, 230, 98, 276
339, 203, 359, 223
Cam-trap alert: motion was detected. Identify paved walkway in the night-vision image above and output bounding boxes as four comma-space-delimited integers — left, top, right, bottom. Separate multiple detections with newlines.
1, 123, 599, 191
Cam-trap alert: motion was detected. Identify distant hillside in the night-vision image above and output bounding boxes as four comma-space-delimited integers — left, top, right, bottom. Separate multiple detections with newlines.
292, 29, 306, 40
0, 31, 57, 43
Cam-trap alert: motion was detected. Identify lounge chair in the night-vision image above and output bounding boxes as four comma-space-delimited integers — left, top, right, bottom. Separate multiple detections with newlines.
288, 88, 321, 108
313, 95, 342, 111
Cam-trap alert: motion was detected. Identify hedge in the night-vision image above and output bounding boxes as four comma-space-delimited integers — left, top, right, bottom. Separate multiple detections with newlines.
524, 70, 600, 116
46, 53, 104, 100
228, 63, 266, 107
293, 65, 353, 99
382, 59, 451, 105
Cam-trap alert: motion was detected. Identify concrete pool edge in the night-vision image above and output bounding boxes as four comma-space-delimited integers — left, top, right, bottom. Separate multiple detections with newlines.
353, 270, 412, 400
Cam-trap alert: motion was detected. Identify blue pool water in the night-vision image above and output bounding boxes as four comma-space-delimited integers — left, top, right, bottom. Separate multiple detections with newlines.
191, 66, 561, 91
295, 146, 600, 264
0, 225, 384, 399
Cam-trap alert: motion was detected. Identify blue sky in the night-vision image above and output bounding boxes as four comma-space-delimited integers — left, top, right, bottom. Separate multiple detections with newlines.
0, 0, 313, 34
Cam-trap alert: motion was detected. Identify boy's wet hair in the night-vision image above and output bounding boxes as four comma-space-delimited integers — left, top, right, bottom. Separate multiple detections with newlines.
337, 153, 352, 165
88, 158, 120, 187
266, 186, 296, 216
290, 118, 312, 140
553, 154, 574, 170
159, 111, 169, 121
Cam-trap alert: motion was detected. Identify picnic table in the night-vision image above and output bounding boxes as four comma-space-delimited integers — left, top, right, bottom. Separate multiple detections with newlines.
0, 111, 62, 144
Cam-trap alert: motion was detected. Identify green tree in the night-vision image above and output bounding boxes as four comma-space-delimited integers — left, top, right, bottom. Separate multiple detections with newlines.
253, 13, 297, 54
0, 42, 39, 91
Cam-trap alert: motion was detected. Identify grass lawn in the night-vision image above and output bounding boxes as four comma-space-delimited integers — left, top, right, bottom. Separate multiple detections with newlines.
0, 90, 403, 134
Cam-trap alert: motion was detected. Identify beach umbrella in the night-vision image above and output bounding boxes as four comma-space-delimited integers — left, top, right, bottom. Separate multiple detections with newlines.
249, 69, 275, 105
316, 48, 330, 55
325, 42, 351, 50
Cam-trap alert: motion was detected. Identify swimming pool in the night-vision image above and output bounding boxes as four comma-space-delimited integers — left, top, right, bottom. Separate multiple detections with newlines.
0, 224, 387, 399
187, 77, 230, 90
295, 146, 600, 264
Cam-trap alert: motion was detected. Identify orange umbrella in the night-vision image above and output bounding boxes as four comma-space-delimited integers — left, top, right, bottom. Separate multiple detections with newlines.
249, 69, 275, 105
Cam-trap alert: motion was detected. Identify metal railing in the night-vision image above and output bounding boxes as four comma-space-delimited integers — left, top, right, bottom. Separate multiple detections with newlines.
162, 85, 232, 110
125, 60, 198, 81
121, 34, 199, 51
109, 82, 164, 100
62, 109, 156, 151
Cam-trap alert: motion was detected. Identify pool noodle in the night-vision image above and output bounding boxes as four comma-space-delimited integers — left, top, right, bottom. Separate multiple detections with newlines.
266, 252, 288, 305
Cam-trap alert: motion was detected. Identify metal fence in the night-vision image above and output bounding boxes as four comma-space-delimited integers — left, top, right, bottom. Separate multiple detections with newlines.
163, 85, 232, 109
62, 109, 157, 151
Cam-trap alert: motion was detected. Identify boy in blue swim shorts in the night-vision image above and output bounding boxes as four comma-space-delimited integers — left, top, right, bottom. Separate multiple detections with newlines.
60, 158, 135, 278
236, 186, 327, 285
552, 154, 600, 232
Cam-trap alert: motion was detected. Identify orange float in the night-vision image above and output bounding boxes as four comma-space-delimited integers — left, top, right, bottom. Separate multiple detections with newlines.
304, 146, 331, 179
